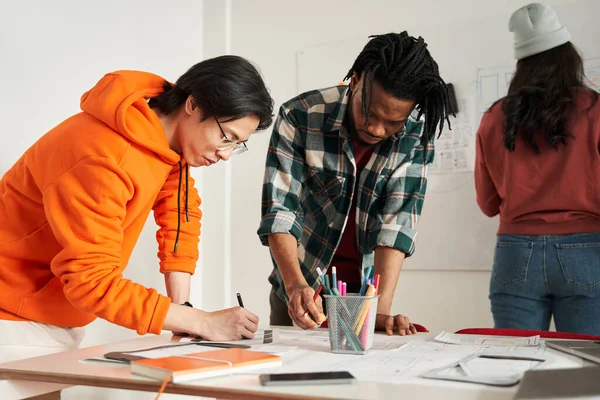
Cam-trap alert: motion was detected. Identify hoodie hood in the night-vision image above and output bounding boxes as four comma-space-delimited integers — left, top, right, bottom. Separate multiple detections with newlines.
80, 70, 180, 165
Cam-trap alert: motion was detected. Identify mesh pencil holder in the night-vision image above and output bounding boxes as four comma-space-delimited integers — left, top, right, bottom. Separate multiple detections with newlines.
324, 294, 378, 355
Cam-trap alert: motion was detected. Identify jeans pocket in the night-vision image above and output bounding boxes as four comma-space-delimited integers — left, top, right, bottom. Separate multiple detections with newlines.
492, 241, 533, 286
556, 242, 600, 290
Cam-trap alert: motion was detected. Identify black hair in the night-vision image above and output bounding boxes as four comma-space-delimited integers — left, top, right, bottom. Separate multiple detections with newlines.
344, 32, 453, 157
492, 42, 598, 153
148, 55, 274, 130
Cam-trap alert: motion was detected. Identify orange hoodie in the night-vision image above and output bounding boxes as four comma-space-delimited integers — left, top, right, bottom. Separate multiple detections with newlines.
0, 71, 201, 335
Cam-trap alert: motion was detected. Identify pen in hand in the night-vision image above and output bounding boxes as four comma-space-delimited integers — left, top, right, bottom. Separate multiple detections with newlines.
236, 292, 245, 308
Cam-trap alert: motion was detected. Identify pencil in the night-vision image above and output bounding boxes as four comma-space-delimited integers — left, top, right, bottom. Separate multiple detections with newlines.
303, 285, 323, 315
354, 284, 376, 335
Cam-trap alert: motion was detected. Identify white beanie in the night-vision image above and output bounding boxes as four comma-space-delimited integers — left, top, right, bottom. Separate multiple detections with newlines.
508, 3, 571, 60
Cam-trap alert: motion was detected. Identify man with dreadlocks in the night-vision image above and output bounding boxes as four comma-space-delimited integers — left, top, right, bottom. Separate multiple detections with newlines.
258, 32, 452, 335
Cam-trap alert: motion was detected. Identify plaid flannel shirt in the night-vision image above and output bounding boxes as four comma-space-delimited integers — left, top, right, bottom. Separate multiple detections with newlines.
258, 85, 433, 303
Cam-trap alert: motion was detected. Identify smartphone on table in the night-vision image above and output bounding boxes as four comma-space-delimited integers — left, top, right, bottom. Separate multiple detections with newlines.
259, 371, 356, 386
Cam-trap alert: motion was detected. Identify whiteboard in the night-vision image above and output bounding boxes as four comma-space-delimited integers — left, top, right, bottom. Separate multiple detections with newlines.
296, 0, 600, 270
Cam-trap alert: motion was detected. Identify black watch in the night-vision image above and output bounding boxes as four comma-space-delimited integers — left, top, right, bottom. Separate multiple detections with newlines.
181, 301, 193, 308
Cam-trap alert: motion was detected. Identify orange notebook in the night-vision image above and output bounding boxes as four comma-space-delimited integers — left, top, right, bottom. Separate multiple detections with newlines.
130, 348, 282, 383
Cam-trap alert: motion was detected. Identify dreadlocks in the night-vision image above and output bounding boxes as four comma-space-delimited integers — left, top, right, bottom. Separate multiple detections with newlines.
344, 32, 453, 157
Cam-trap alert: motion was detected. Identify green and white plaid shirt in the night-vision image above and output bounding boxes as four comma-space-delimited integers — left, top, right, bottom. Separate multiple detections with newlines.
258, 85, 433, 303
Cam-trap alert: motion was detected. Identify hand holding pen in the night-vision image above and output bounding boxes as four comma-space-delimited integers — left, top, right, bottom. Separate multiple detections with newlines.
285, 280, 325, 329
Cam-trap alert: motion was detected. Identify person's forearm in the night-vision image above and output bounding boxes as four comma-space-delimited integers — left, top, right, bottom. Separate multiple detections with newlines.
163, 302, 201, 333
373, 246, 405, 314
268, 233, 305, 290
164, 271, 191, 304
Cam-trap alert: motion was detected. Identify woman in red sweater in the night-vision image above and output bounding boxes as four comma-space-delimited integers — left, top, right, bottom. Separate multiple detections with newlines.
475, 3, 600, 335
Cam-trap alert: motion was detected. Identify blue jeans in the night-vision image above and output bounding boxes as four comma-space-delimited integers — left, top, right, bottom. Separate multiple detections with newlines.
489, 233, 600, 335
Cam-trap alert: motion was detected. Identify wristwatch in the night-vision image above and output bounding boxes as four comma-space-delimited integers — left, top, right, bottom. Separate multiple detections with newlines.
182, 301, 193, 308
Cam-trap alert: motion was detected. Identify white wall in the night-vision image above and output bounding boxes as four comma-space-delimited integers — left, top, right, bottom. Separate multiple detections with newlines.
224, 0, 581, 334
0, 1, 207, 398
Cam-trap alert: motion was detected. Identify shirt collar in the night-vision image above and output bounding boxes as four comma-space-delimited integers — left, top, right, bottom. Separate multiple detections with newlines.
322, 85, 407, 143
323, 86, 350, 134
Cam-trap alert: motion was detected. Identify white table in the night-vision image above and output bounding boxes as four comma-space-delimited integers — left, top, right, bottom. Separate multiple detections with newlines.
0, 329, 589, 400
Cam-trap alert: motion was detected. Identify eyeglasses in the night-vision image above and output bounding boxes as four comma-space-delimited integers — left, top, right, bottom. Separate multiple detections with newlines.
214, 117, 248, 155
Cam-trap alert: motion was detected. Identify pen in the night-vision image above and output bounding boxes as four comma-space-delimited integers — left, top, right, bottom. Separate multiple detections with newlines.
236, 292, 245, 308
316, 267, 332, 295
326, 274, 333, 294
331, 271, 341, 295
332, 266, 337, 292
360, 266, 373, 296
479, 354, 546, 362
354, 284, 376, 335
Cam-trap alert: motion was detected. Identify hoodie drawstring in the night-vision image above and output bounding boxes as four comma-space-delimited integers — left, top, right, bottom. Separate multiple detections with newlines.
185, 163, 190, 222
173, 161, 190, 253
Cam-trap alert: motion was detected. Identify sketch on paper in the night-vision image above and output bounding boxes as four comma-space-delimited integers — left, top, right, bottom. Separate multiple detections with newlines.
429, 97, 477, 174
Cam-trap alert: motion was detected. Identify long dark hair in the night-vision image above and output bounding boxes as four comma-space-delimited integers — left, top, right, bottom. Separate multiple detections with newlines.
148, 55, 274, 130
496, 42, 598, 153
344, 32, 453, 156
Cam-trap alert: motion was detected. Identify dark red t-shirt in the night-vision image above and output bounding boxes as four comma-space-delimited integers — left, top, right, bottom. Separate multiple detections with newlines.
330, 139, 375, 284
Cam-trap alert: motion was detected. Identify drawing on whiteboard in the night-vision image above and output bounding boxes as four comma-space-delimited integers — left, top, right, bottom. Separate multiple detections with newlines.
477, 58, 600, 115
476, 66, 513, 114
585, 57, 600, 92
430, 97, 477, 174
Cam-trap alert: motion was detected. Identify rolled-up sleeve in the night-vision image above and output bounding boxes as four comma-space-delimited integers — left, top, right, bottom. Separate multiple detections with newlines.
367, 121, 432, 257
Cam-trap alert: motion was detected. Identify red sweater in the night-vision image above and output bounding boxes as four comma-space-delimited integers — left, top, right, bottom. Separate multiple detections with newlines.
475, 88, 600, 235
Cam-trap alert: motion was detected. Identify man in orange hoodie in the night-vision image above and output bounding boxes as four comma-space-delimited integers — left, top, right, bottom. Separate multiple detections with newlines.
0, 55, 273, 396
